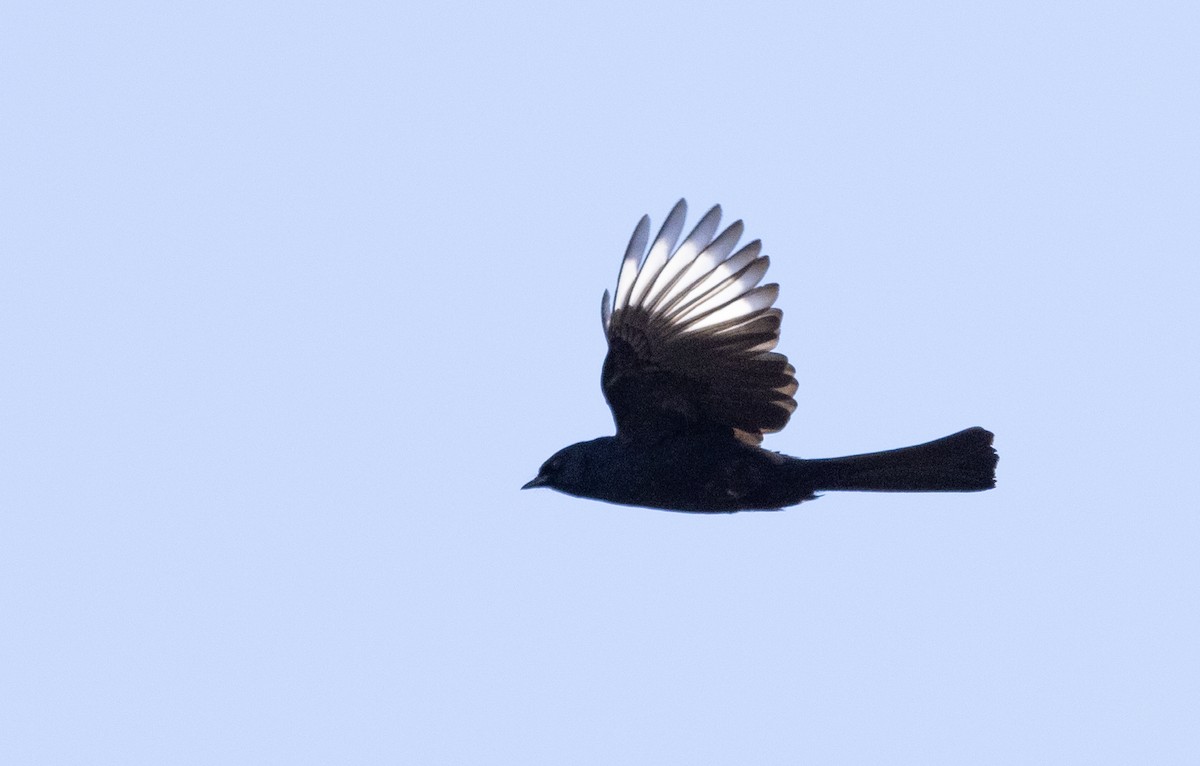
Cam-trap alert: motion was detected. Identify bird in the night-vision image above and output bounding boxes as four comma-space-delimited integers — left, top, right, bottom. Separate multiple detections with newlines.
523, 200, 997, 513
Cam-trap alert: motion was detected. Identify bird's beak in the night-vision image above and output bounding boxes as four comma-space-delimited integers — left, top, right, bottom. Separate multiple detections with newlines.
522, 475, 549, 490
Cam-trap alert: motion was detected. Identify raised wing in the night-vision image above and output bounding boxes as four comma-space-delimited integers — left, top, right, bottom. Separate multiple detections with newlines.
600, 200, 798, 444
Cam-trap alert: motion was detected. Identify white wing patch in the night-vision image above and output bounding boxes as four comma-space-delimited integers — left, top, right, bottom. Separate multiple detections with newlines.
603, 200, 775, 340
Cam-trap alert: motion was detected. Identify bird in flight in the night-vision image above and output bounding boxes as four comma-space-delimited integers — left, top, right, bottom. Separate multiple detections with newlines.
523, 200, 997, 512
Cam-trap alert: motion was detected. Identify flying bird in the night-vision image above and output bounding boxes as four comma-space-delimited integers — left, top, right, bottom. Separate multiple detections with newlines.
523, 200, 997, 512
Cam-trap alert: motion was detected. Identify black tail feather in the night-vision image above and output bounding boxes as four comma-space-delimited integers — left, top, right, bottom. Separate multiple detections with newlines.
800, 427, 997, 493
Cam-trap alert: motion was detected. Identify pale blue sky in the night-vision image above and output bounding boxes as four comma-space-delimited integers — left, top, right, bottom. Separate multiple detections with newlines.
3, 1, 1198, 763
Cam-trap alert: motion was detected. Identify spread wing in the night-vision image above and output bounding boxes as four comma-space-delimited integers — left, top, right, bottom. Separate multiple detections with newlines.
600, 199, 797, 445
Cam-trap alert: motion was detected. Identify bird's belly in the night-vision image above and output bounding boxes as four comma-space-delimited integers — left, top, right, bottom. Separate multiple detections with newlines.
595, 441, 798, 512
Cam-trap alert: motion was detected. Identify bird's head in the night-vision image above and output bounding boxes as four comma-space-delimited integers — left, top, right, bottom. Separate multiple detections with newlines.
522, 439, 609, 495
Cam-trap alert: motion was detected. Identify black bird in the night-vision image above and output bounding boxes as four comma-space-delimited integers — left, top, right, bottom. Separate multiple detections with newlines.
523, 200, 997, 512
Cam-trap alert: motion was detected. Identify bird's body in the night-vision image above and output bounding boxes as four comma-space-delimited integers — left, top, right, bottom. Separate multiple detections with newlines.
532, 426, 996, 513
524, 200, 997, 513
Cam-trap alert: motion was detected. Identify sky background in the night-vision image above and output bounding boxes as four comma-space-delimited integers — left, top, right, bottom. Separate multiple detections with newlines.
3, 1, 1198, 763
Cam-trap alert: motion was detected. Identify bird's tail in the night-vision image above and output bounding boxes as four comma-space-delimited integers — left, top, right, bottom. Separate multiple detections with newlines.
800, 427, 997, 492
